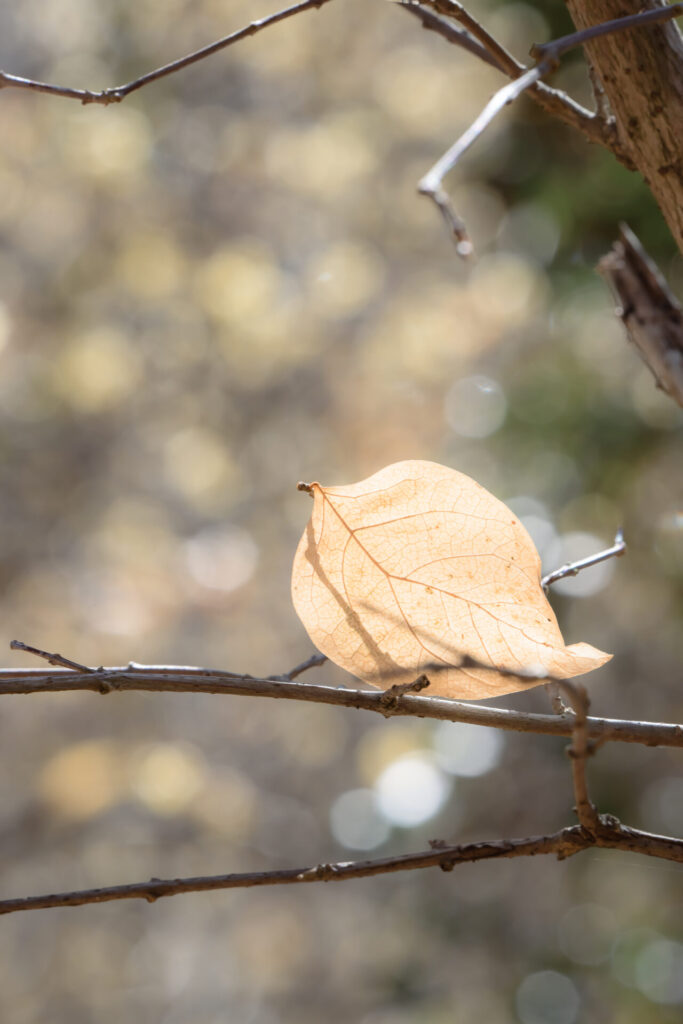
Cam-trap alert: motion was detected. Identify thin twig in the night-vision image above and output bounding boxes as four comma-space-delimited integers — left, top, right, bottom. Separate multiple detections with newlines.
1, 819, 681, 916
531, 3, 683, 63
559, 681, 600, 835
9, 639, 93, 673
281, 652, 328, 681
396, 3, 503, 70
586, 57, 611, 122
541, 529, 626, 591
422, 0, 522, 76
0, 0, 334, 105
398, 1, 610, 149
418, 64, 547, 235
416, 4, 680, 248
2, 657, 682, 749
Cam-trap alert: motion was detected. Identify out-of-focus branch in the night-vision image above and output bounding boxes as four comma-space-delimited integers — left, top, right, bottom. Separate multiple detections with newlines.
599, 224, 683, 409
3, 644, 683, 749
541, 529, 626, 590
1, 818, 681, 917
0, 0, 334, 105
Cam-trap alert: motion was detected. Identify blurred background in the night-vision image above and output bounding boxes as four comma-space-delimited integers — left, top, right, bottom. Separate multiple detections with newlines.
0, 0, 682, 1021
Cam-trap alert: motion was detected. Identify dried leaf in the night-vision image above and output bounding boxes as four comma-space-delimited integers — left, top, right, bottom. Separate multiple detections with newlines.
291, 460, 611, 700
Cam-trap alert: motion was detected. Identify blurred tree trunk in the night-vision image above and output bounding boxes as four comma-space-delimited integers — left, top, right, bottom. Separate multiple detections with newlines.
564, 0, 683, 255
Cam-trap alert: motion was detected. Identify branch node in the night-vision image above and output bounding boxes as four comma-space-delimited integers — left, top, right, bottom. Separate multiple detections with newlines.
379, 674, 431, 712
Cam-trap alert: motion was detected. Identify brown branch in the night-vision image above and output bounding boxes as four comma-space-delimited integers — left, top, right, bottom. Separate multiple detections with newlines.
416, 4, 683, 248
423, 0, 523, 76
396, 3, 503, 70
559, 681, 601, 834
0, 0, 334, 105
278, 652, 328, 680
2, 657, 682, 748
399, 2, 615, 151
533, 3, 683, 63
1, 819, 681, 916
598, 224, 683, 408
561, 0, 683, 255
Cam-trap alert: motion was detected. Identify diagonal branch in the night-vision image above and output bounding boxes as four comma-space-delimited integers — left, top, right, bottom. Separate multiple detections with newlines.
0, 0, 334, 105
396, 3, 503, 70
598, 224, 683, 408
418, 64, 547, 247
541, 529, 626, 590
399, 2, 615, 151
416, 3, 682, 249
533, 3, 683, 63
1, 819, 681, 916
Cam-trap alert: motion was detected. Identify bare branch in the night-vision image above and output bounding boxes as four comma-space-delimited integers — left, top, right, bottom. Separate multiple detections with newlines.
396, 3, 503, 70
532, 3, 683, 63
279, 652, 328, 681
1, 817, 681, 916
417, 3, 682, 248
0, 0, 334, 105
423, 0, 522, 76
598, 224, 683, 409
400, 1, 609, 150
544, 681, 569, 716
2, 657, 682, 748
559, 681, 600, 834
418, 64, 547, 237
541, 529, 626, 591
9, 639, 94, 673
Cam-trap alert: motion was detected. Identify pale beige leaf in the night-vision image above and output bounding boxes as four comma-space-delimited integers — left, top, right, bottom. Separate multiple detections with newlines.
291, 460, 611, 700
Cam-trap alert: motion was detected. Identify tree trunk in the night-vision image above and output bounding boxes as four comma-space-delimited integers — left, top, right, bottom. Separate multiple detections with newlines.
564, 0, 683, 254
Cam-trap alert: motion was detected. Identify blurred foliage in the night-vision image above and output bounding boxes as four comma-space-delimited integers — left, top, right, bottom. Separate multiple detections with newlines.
0, 0, 682, 1022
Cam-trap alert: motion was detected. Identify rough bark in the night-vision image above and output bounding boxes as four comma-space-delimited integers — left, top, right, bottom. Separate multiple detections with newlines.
563, 0, 683, 255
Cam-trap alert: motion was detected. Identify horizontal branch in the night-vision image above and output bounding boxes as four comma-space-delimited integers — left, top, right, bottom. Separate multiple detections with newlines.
2, 662, 682, 748
0, 0, 334, 105
1, 817, 681, 916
